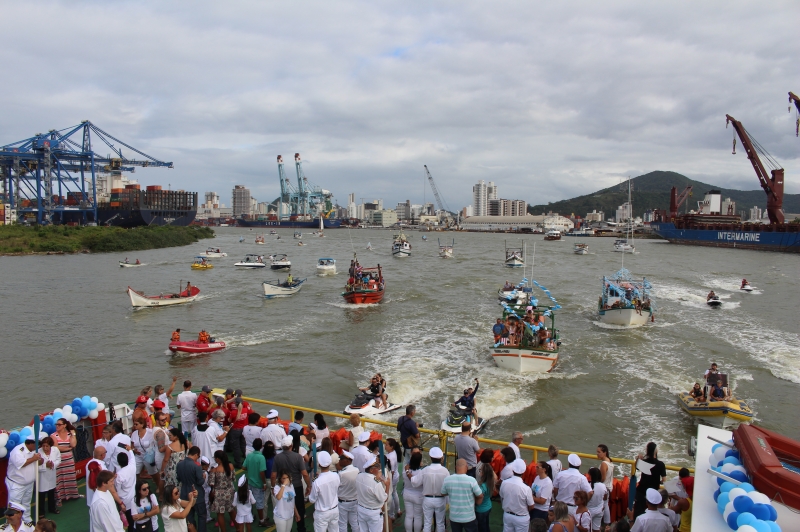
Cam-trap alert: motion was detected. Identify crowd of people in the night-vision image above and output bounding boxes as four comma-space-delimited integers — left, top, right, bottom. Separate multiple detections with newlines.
4, 381, 695, 532
346, 260, 384, 292
491, 314, 555, 351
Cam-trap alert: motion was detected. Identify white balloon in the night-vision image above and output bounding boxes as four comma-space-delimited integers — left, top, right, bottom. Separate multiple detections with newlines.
0, 447, 6, 459
731, 465, 747, 476
53, 408, 62, 414
0, 434, 8, 446
748, 492, 771, 505
721, 463, 737, 474
728, 488, 747, 502
737, 526, 757, 532
97, 403, 105, 411
90, 396, 99, 404
723, 501, 735, 521
69, 413, 78, 423
63, 405, 72, 414
89, 410, 99, 420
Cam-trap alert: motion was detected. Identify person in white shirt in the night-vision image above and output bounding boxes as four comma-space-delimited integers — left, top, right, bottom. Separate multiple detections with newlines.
155, 377, 178, 421
2, 502, 34, 532
336, 451, 360, 532
552, 454, 592, 517
547, 445, 562, 482
530, 461, 553, 522
260, 410, 287, 454
107, 421, 133, 473
37, 435, 62, 517
410, 447, 450, 532
90, 471, 125, 532
175, 380, 198, 439
403, 451, 425, 532
86, 447, 108, 532
355, 457, 390, 532
629, 489, 672, 532
498, 459, 534, 532
657, 488, 680, 530
94, 425, 114, 470
587, 468, 608, 532
233, 474, 257, 527
114, 453, 137, 527
5, 436, 42, 522
205, 410, 230, 467
309, 451, 341, 532
508, 432, 523, 461
351, 432, 374, 472
243, 413, 263, 456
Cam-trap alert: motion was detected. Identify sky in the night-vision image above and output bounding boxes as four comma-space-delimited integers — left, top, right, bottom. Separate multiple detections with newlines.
1, 0, 798, 210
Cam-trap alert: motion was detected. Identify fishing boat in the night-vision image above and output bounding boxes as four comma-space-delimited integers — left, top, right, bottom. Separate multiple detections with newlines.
438, 238, 454, 259
677, 374, 753, 427
293, 231, 302, 239
316, 258, 336, 275
598, 268, 654, 327
614, 178, 636, 253
491, 278, 561, 373
119, 260, 145, 267
270, 254, 291, 271
544, 229, 562, 241
169, 339, 226, 354
574, 243, 589, 255
504, 241, 525, 268
262, 277, 306, 299
234, 254, 267, 268
392, 230, 412, 258
342, 261, 384, 304
127, 285, 200, 307
255, 235, 265, 245
734, 423, 800, 511
200, 247, 227, 258
191, 257, 214, 270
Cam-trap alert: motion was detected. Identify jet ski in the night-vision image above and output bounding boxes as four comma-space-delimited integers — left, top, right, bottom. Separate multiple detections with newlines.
707, 295, 722, 307
740, 283, 753, 292
441, 405, 488, 434
344, 391, 402, 416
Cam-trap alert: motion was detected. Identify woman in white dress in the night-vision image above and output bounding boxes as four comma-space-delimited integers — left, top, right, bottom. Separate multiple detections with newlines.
385, 438, 402, 523
586, 468, 608, 532
596, 444, 614, 525
37, 436, 61, 518
403, 452, 424, 532
131, 419, 155, 481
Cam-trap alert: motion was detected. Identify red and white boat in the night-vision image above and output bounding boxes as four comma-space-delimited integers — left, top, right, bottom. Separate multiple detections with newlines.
127, 286, 200, 307
168, 339, 226, 354
342, 263, 384, 304
734, 423, 800, 511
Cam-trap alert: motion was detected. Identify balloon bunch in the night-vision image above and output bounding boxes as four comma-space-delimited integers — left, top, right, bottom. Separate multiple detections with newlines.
710, 441, 781, 532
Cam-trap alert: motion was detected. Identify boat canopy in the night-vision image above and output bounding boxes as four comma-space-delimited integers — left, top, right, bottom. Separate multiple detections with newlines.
318, 258, 335, 261
272, 254, 288, 260
243, 253, 261, 257
601, 268, 655, 309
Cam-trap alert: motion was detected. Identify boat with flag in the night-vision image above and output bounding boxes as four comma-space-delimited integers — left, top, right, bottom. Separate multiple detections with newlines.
491, 277, 561, 373
342, 257, 384, 304
598, 268, 654, 326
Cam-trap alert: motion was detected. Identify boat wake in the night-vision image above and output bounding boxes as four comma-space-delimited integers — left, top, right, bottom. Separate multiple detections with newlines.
326, 301, 381, 309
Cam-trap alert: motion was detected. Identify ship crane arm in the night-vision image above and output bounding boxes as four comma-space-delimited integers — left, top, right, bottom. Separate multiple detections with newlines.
424, 165, 453, 227
790, 92, 800, 137
669, 185, 692, 219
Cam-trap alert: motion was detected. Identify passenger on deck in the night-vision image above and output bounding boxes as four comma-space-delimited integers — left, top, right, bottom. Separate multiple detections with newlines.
492, 319, 506, 343
171, 329, 181, 342
185, 281, 192, 293
689, 383, 705, 403
710, 380, 729, 401
287, 274, 293, 285
503, 280, 513, 291
198, 330, 210, 343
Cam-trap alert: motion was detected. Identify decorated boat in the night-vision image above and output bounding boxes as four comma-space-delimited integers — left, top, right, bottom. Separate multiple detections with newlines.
598, 268, 654, 327
573, 243, 589, 255
200, 247, 227, 258
491, 277, 561, 373
270, 254, 291, 270
119, 260, 145, 268
438, 238, 454, 259
191, 256, 214, 270
255, 235, 265, 245
343, 260, 384, 304
677, 374, 753, 427
504, 241, 525, 268
262, 277, 306, 299
316, 258, 336, 275
234, 254, 267, 268
127, 285, 200, 307
168, 339, 226, 354
392, 230, 412, 258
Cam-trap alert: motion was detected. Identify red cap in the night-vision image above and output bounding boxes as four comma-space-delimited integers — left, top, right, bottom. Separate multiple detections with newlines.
680, 476, 694, 498
153, 400, 166, 409
136, 396, 148, 404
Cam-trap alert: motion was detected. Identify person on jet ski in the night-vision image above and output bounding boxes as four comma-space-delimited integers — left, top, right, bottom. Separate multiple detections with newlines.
359, 377, 385, 409
741, 279, 748, 289
706, 290, 716, 301
453, 379, 479, 420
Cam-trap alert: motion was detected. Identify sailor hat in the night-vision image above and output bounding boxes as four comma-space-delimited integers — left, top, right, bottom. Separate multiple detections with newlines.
309, 423, 318, 430
4, 502, 25, 515
341, 450, 354, 460
200, 456, 210, 465
567, 453, 581, 467
267, 409, 279, 419
238, 474, 247, 487
512, 459, 527, 475
38, 432, 48, 441
282, 435, 294, 447
429, 447, 444, 459
646, 488, 662, 505
358, 431, 372, 442
317, 451, 332, 467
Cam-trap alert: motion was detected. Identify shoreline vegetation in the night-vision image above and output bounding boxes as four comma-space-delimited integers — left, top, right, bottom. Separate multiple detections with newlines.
0, 225, 215, 255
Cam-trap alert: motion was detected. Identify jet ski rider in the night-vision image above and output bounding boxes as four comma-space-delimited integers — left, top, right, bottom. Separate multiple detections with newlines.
453, 379, 479, 420
359, 377, 386, 410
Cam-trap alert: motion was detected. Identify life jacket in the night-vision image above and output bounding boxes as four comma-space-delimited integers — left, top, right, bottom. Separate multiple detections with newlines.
522, 461, 538, 486
171, 332, 180, 341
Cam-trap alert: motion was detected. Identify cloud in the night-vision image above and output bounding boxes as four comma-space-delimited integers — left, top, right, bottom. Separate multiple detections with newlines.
1, 0, 797, 210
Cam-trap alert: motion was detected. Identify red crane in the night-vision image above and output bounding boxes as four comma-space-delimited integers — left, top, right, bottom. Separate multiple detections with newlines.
669, 185, 692, 219
726, 114, 785, 224
790, 92, 800, 137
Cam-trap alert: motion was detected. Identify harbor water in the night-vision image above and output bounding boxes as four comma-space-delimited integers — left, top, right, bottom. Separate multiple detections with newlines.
1, 228, 798, 470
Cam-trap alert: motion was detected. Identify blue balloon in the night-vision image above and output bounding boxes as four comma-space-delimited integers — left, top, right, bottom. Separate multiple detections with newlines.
5, 440, 15, 451
726, 512, 740, 529
734, 495, 754, 513
725, 448, 740, 459
52, 412, 63, 421
714, 488, 721, 502
43, 415, 54, 424
716, 476, 726, 487
752, 520, 771, 532
767, 520, 781, 532
722, 456, 741, 466
767, 504, 778, 521
730, 470, 749, 483
90, 401, 98, 410
9, 431, 20, 443
720, 481, 736, 493
19, 427, 31, 437
750, 504, 770, 521
738, 482, 755, 493
737, 512, 756, 527
717, 492, 730, 509
72, 398, 82, 409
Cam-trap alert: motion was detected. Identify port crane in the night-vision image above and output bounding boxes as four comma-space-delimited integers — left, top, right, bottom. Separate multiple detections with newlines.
668, 185, 693, 219
423, 165, 455, 228
789, 92, 800, 137
0, 121, 172, 225
726, 114, 784, 224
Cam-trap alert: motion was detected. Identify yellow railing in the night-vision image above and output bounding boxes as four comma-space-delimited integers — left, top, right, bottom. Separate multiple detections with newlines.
236, 391, 693, 477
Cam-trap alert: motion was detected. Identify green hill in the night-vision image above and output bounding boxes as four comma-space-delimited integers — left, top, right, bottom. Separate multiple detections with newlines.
527, 170, 800, 218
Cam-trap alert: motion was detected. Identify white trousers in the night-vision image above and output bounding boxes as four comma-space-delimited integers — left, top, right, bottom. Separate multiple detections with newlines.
5, 478, 33, 523
357, 506, 383, 532
502, 512, 530, 532
339, 500, 360, 532
315, 507, 340, 532
389, 476, 400, 518
275, 517, 294, 532
422, 497, 447, 532
403, 493, 424, 532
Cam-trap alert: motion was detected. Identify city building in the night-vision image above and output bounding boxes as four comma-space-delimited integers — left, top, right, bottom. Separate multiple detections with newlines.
488, 198, 527, 217
232, 185, 252, 217
615, 202, 632, 223
372, 209, 398, 227
460, 214, 553, 231
586, 210, 604, 222
542, 214, 575, 232
462, 205, 474, 218
473, 180, 487, 217
347, 193, 356, 219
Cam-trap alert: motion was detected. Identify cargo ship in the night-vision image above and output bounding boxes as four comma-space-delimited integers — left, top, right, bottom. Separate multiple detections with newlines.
238, 215, 342, 229
97, 184, 197, 227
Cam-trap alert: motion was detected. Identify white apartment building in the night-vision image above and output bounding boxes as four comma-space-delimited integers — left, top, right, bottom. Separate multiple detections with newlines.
232, 185, 252, 217
473, 180, 487, 217
615, 202, 632, 223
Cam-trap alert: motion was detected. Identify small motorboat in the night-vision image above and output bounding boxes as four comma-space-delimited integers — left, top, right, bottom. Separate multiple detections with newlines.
365, 242, 373, 250
422, 235, 428, 241
119, 260, 146, 268
297, 241, 306, 246
127, 286, 200, 308
201, 247, 227, 258
707, 294, 722, 307
441, 405, 488, 434
677, 374, 753, 428
574, 243, 589, 255
270, 254, 291, 271
262, 277, 306, 299
239, 236, 245, 243
343, 391, 402, 416
255, 235, 265, 245
317, 258, 337, 276
438, 238, 454, 259
191, 257, 214, 270
293, 231, 302, 239
392, 231, 412, 258
613, 238, 635, 253
269, 230, 277, 235
169, 339, 226, 354
234, 254, 267, 268
504, 241, 525, 268
544, 229, 562, 241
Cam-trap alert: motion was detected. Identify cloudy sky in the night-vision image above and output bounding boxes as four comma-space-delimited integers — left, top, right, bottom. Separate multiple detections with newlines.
2, 0, 798, 209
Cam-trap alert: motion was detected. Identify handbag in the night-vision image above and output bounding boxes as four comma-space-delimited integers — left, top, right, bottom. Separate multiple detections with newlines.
142, 431, 157, 466
133, 519, 154, 532
119, 510, 129, 528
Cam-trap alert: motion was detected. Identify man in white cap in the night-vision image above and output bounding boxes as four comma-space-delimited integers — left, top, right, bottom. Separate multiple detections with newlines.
351, 431, 373, 472
336, 451, 360, 532
1, 501, 34, 532
411, 447, 450, 532
355, 456, 390, 532
629, 488, 672, 532
5, 435, 42, 522
553, 454, 592, 516
498, 459, 534, 532
260, 409, 287, 454
272, 434, 312, 532
310, 451, 341, 532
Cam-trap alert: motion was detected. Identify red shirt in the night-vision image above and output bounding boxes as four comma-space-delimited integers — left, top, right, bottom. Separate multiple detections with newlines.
196, 394, 211, 414
227, 402, 252, 430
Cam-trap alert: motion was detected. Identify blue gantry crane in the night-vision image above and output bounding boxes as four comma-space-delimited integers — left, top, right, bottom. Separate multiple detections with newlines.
275, 153, 334, 219
0, 121, 172, 225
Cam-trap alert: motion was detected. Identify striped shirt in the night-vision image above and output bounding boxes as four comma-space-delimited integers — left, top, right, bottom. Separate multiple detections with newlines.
441, 473, 482, 523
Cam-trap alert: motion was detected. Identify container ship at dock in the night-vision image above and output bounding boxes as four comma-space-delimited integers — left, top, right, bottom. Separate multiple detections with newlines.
237, 215, 342, 229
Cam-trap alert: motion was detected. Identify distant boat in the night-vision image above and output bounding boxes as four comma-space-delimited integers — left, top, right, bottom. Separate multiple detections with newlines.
392, 231, 412, 258
201, 247, 227, 258
342, 260, 384, 304
317, 258, 336, 275
294, 231, 302, 239
262, 277, 306, 299
366, 242, 373, 250
544, 230, 562, 241
234, 254, 267, 268
614, 178, 636, 253
438, 238, 454, 259
191, 256, 214, 270
504, 241, 524, 268
271, 254, 291, 271
127, 285, 200, 308
119, 260, 145, 268
574, 243, 589, 255
239, 236, 245, 243
598, 268, 654, 327
255, 235, 265, 245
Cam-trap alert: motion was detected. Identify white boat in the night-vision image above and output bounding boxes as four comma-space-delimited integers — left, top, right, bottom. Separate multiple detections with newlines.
574, 243, 589, 255
270, 254, 291, 271
344, 392, 402, 416
262, 277, 306, 299
438, 238, 454, 259
491, 346, 559, 372
613, 178, 636, 253
200, 247, 227, 258
239, 237, 245, 243
613, 239, 635, 253
504, 241, 525, 268
598, 268, 654, 327
293, 231, 302, 239
707, 294, 722, 307
366, 242, 373, 250
255, 235, 265, 245
269, 230, 277, 235
544, 230, 562, 241
119, 260, 146, 268
315, 216, 325, 237
316, 258, 336, 275
234, 254, 267, 268
127, 285, 200, 307
392, 231, 412, 257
